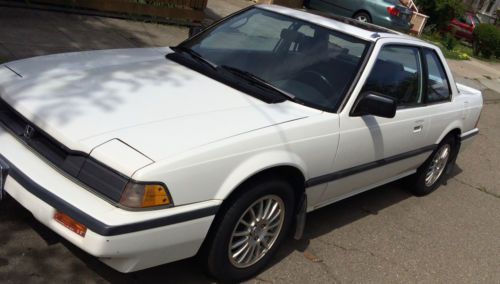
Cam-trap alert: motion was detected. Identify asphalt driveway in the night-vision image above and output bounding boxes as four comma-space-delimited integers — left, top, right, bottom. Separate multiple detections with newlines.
0, 4, 499, 283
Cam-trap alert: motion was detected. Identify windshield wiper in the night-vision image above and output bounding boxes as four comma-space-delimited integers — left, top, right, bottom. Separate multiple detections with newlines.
171, 46, 218, 71
218, 65, 296, 102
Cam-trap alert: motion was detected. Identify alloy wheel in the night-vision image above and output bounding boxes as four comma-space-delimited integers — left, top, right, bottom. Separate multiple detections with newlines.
228, 195, 285, 268
425, 144, 451, 187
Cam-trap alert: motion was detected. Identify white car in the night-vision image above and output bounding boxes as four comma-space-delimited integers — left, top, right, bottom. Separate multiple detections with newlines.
0, 5, 482, 282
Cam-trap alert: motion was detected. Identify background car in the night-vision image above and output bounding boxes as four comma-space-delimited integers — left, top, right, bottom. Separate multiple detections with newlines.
305, 0, 413, 32
446, 12, 481, 42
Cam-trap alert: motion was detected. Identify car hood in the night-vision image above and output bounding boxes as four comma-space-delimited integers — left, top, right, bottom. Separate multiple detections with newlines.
0, 48, 317, 161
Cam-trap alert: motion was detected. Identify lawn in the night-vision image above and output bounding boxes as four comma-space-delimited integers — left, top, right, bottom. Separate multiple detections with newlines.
421, 33, 499, 62
421, 33, 473, 60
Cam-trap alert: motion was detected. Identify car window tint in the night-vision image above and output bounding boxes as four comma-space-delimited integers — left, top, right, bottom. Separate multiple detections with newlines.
362, 45, 423, 106
200, 12, 292, 51
424, 49, 451, 103
187, 8, 370, 112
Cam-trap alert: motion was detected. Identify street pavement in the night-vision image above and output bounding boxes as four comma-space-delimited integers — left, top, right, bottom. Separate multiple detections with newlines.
0, 4, 499, 284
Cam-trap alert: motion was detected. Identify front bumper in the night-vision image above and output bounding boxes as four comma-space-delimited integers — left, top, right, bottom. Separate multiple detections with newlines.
0, 125, 220, 272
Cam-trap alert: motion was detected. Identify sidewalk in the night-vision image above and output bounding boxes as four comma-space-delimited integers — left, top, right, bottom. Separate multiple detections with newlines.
0, 6, 188, 61
0, 0, 252, 61
447, 58, 500, 102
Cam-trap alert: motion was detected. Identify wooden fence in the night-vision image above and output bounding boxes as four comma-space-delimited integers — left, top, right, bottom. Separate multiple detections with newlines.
4, 0, 208, 25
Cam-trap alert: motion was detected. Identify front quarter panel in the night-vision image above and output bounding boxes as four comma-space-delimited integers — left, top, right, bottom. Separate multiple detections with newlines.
132, 112, 340, 207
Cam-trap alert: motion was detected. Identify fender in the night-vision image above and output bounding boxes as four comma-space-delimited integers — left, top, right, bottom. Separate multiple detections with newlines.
215, 150, 308, 200
436, 120, 463, 145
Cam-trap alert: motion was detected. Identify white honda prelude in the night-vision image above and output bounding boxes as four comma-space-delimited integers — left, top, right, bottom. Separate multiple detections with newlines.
0, 5, 482, 282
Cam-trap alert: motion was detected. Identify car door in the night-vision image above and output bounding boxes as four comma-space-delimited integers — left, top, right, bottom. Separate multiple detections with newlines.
318, 44, 433, 205
420, 48, 459, 145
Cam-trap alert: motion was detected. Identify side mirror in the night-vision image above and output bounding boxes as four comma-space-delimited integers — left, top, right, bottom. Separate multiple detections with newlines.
189, 26, 204, 38
352, 92, 397, 118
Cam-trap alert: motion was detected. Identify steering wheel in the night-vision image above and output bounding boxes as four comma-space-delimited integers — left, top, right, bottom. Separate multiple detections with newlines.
291, 70, 335, 101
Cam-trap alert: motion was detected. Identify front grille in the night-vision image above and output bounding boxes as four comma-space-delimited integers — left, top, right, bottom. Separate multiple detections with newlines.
0, 99, 128, 203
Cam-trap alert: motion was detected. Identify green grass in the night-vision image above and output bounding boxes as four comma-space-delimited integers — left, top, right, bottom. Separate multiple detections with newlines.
421, 32, 500, 62
421, 33, 473, 60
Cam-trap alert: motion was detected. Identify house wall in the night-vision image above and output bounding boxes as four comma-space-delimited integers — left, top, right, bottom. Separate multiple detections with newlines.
465, 0, 498, 23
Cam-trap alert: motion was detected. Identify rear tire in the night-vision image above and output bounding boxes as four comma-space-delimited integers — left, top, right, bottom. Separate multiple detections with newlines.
353, 12, 372, 23
204, 178, 295, 282
411, 136, 456, 196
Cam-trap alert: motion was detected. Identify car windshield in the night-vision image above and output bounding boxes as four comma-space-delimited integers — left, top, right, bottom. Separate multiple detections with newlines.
180, 8, 370, 112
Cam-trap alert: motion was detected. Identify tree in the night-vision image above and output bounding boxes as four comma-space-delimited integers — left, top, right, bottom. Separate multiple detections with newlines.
415, 0, 466, 29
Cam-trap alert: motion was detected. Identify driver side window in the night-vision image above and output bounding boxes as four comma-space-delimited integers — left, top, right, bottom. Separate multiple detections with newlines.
361, 45, 423, 107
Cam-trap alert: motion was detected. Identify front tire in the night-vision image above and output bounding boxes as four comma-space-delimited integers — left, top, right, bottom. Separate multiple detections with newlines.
412, 136, 456, 196
204, 178, 295, 282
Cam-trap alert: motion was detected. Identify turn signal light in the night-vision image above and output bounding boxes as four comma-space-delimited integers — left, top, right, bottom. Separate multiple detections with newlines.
120, 182, 172, 208
54, 212, 87, 237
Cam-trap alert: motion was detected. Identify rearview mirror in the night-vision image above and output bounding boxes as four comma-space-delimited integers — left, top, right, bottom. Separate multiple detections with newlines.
189, 26, 204, 38
351, 92, 397, 118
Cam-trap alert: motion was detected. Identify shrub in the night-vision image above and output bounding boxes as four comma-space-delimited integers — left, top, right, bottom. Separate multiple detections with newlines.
442, 33, 457, 50
473, 24, 500, 59
415, 0, 465, 30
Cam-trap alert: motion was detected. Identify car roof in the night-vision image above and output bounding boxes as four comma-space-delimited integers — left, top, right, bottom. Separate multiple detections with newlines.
258, 4, 422, 43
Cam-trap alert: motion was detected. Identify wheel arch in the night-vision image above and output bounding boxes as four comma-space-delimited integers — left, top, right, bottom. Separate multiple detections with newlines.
209, 152, 307, 231
444, 128, 462, 142
352, 9, 372, 20
437, 127, 462, 166
214, 151, 308, 202
221, 165, 306, 207
436, 123, 463, 145
198, 160, 307, 257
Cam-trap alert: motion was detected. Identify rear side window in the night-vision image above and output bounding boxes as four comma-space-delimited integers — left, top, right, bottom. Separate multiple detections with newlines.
424, 49, 451, 103
362, 45, 423, 106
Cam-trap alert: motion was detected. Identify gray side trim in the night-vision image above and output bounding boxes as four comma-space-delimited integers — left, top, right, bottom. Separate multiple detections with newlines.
306, 144, 436, 187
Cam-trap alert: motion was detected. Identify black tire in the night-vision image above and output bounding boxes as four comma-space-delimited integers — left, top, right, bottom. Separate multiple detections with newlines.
353, 11, 372, 23
204, 178, 295, 283
412, 136, 456, 196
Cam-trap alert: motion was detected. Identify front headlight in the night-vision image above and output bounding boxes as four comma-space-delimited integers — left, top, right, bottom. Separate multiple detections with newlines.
119, 182, 173, 208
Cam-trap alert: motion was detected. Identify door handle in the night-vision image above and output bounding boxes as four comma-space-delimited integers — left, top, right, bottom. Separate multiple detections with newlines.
413, 125, 423, 133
